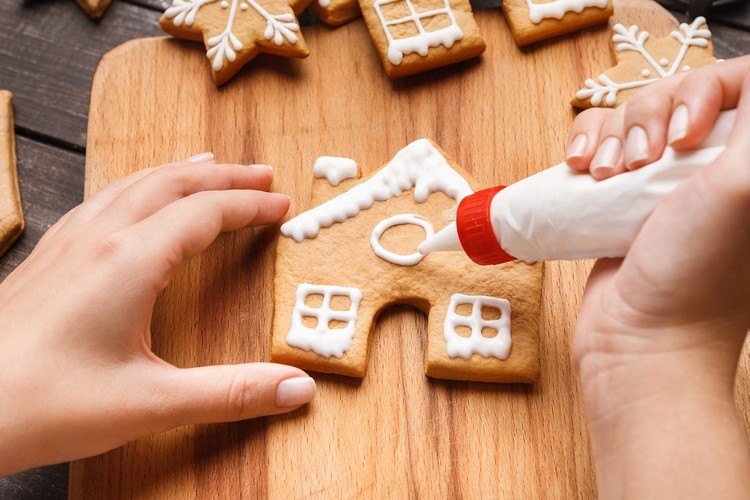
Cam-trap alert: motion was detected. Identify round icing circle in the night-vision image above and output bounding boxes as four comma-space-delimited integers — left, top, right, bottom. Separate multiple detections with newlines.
370, 214, 434, 266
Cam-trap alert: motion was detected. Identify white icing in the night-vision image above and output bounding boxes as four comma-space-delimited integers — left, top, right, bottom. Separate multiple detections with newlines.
286, 283, 363, 358
373, 0, 463, 65
641, 69, 650, 77
444, 294, 511, 360
576, 17, 712, 107
164, 0, 300, 70
313, 156, 358, 186
318, 0, 330, 6
370, 214, 434, 266
682, 65, 690, 71
525, 0, 608, 24
281, 139, 473, 242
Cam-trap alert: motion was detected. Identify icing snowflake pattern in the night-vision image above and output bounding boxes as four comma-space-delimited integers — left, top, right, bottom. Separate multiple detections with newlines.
576, 16, 712, 107
164, 0, 300, 70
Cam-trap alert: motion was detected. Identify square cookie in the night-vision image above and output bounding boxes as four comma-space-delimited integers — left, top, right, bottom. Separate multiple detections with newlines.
358, 0, 486, 78
503, 0, 614, 47
270, 140, 544, 383
308, 0, 361, 25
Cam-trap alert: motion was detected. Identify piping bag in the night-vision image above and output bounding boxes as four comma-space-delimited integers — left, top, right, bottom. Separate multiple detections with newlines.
419, 110, 736, 264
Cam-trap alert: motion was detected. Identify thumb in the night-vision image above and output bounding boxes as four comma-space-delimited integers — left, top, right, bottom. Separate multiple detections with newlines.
155, 363, 316, 426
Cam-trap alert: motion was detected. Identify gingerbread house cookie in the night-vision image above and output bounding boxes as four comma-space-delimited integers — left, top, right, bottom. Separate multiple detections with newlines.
308, 0, 360, 26
502, 0, 613, 46
0, 91, 24, 258
357, 0, 486, 78
573, 16, 718, 108
270, 140, 544, 383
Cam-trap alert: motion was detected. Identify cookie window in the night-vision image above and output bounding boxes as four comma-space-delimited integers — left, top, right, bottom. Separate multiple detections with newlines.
286, 283, 363, 358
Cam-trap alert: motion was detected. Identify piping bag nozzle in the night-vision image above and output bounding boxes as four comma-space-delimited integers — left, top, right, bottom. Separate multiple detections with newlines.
419, 222, 461, 255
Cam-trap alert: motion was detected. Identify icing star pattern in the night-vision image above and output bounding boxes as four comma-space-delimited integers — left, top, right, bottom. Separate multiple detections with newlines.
160, 0, 310, 84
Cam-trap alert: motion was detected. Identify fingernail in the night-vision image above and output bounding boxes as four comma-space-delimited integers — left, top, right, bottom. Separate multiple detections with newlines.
667, 105, 689, 144
566, 134, 588, 162
591, 137, 622, 175
250, 164, 273, 171
624, 126, 649, 169
187, 152, 214, 163
276, 377, 316, 407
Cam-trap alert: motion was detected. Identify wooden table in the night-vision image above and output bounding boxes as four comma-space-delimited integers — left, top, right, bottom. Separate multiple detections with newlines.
0, 0, 749, 497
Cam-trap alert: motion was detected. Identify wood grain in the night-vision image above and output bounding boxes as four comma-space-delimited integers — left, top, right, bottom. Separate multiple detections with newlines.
0, 0, 162, 150
67, 1, 748, 497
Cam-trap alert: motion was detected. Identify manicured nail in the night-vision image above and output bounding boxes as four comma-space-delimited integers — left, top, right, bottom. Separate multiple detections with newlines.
250, 164, 273, 171
187, 152, 214, 163
625, 126, 649, 169
667, 105, 689, 144
566, 134, 588, 162
591, 137, 622, 176
276, 377, 316, 407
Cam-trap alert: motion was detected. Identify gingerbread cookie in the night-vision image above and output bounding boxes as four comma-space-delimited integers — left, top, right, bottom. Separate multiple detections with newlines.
502, 0, 613, 46
75, 0, 112, 19
357, 0, 486, 78
160, 0, 312, 84
0, 91, 24, 258
308, 0, 360, 26
573, 16, 717, 108
270, 140, 544, 383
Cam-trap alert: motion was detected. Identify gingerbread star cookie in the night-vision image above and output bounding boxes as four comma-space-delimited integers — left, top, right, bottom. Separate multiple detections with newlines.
502, 0, 613, 47
308, 0, 360, 26
160, 0, 312, 84
75, 0, 112, 19
0, 91, 24, 258
270, 140, 544, 383
573, 16, 718, 108
358, 0, 486, 78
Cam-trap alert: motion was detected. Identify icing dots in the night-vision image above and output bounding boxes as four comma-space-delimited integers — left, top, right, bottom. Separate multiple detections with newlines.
525, 0, 609, 24
286, 283, 363, 358
444, 294, 512, 360
370, 214, 434, 266
373, 0, 464, 65
313, 156, 358, 186
281, 139, 473, 242
576, 17, 713, 107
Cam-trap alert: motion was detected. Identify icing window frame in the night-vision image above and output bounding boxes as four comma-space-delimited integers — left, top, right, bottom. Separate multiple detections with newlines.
286, 283, 363, 358
443, 294, 512, 360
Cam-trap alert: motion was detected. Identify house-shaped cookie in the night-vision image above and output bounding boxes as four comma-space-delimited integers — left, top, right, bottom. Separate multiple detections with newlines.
270, 140, 544, 383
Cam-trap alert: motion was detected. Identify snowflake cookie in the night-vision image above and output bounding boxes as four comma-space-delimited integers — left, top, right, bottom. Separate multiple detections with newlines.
358, 0, 486, 78
503, 0, 614, 46
270, 141, 544, 383
573, 16, 718, 108
308, 0, 361, 26
0, 91, 24, 258
160, 0, 312, 84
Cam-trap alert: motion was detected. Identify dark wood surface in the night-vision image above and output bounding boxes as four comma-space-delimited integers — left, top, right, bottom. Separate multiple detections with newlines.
0, 0, 748, 497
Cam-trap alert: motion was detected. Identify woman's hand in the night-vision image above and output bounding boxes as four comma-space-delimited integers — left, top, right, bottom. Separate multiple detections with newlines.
0, 154, 316, 476
566, 56, 750, 497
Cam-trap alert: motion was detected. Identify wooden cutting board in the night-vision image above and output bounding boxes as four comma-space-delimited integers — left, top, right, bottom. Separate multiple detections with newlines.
69, 0, 750, 496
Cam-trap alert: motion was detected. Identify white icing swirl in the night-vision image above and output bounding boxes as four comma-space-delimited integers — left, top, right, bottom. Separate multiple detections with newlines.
370, 214, 434, 266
